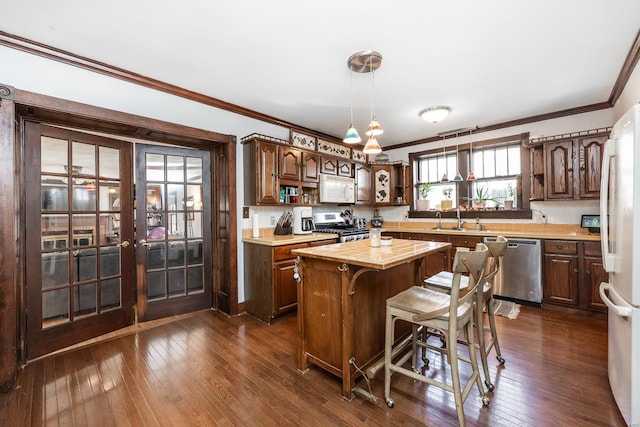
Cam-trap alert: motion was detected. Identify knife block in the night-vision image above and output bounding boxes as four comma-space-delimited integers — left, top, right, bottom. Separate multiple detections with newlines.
274, 224, 292, 235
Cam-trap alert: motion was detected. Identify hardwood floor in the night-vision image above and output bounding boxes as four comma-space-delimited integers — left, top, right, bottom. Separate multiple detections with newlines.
0, 306, 626, 426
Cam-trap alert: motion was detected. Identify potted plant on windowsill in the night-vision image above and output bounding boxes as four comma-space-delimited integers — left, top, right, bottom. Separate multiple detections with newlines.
441, 186, 453, 211
504, 183, 515, 210
416, 182, 432, 211
467, 186, 500, 210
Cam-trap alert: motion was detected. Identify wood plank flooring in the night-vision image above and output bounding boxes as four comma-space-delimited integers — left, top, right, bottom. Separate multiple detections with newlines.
0, 306, 627, 426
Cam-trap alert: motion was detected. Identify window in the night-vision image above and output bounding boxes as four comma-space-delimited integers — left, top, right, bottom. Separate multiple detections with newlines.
415, 152, 458, 209
469, 143, 520, 209
410, 133, 529, 217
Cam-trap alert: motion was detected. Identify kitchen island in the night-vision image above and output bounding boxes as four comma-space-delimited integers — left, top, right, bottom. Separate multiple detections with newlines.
292, 238, 450, 400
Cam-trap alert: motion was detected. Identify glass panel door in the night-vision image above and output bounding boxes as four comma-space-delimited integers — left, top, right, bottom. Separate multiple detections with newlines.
25, 123, 134, 360
135, 144, 212, 322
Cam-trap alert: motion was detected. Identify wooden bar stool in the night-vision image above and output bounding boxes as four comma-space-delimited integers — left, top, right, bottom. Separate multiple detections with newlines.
424, 236, 508, 391
384, 244, 489, 426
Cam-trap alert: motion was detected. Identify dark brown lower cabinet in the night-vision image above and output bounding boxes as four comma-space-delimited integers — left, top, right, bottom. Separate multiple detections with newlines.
543, 239, 606, 315
244, 238, 336, 323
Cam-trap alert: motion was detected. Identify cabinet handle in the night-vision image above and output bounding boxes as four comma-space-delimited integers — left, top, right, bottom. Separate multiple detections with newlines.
567, 167, 573, 172
557, 245, 563, 250
573, 268, 580, 273
585, 269, 591, 275
464, 240, 469, 244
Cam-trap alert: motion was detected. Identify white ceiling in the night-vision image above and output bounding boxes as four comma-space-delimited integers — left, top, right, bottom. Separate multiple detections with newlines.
2, 1, 640, 146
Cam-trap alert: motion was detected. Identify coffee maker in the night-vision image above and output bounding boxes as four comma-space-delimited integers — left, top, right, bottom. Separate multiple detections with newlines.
293, 206, 314, 234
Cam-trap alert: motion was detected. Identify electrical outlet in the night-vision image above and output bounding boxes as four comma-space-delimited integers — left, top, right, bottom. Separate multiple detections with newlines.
270, 216, 276, 225
242, 206, 250, 218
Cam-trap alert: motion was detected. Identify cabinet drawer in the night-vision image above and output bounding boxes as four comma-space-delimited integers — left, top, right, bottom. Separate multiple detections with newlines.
308, 239, 337, 247
274, 242, 310, 261
420, 233, 448, 242
450, 236, 482, 249
544, 240, 577, 255
583, 241, 602, 257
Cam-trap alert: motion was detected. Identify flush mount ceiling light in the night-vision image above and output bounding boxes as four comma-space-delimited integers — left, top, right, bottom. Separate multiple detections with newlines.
419, 106, 451, 124
345, 50, 385, 153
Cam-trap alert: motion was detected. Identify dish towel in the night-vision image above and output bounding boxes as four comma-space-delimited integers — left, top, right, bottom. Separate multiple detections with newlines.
490, 300, 521, 320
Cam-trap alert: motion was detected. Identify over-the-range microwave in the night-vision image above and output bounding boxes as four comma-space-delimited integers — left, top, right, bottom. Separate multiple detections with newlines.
319, 174, 355, 204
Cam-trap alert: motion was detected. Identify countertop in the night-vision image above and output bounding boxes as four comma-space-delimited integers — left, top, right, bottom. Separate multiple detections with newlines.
379, 222, 602, 242
241, 222, 601, 246
242, 231, 339, 246
291, 238, 451, 270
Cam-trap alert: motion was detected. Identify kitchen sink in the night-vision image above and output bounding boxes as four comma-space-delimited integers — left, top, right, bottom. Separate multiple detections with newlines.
429, 227, 468, 231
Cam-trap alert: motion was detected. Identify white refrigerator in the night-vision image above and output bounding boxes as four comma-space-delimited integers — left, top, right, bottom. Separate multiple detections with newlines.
600, 102, 640, 426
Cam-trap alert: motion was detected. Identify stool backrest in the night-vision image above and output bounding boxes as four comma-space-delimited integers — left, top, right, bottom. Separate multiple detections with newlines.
449, 243, 489, 312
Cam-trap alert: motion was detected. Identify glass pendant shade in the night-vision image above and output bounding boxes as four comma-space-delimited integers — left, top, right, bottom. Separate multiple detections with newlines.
365, 118, 384, 136
453, 172, 464, 181
441, 173, 449, 182
363, 136, 382, 154
343, 125, 361, 144
466, 171, 476, 181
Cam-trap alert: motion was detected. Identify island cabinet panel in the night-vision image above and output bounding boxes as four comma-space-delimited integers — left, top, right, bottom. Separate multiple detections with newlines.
298, 258, 344, 375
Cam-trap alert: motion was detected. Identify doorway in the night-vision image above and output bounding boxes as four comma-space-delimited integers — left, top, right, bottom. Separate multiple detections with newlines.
24, 124, 215, 359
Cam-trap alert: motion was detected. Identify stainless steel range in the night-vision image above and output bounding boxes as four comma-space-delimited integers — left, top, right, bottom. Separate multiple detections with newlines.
313, 212, 370, 243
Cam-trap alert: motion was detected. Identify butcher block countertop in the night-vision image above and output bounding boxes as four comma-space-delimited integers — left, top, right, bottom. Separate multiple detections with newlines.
291, 238, 451, 270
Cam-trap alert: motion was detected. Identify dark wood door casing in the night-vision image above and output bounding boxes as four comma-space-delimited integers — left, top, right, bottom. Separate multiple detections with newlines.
0, 90, 238, 389
0, 89, 17, 392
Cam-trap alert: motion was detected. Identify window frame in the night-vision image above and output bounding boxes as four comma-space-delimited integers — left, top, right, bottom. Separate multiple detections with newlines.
408, 133, 532, 219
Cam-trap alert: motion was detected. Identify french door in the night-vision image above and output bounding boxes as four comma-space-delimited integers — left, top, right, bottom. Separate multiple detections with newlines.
25, 123, 134, 359
135, 144, 212, 321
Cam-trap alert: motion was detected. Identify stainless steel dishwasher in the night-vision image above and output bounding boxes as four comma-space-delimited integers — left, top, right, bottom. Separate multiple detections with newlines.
483, 237, 542, 304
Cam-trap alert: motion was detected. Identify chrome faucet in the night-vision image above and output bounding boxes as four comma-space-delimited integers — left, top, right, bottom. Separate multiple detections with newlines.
436, 211, 442, 229
456, 208, 464, 230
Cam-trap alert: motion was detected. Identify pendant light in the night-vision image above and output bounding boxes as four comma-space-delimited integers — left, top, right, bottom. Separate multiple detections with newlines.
346, 51, 384, 154
343, 72, 361, 144
467, 130, 476, 181
363, 136, 382, 154
453, 139, 464, 181
365, 54, 383, 137
440, 137, 449, 182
